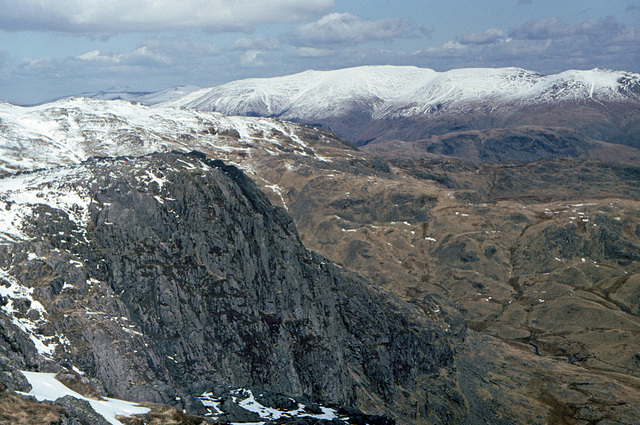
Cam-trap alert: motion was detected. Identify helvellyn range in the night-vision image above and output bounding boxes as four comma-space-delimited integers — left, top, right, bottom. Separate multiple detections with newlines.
1, 66, 640, 424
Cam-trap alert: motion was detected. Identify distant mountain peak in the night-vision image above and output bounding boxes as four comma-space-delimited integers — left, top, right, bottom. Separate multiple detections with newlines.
149, 65, 640, 145
159, 65, 639, 114
66, 84, 201, 106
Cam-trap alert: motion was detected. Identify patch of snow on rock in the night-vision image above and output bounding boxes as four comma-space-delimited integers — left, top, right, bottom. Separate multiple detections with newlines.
0, 269, 62, 356
20, 371, 150, 425
0, 166, 92, 243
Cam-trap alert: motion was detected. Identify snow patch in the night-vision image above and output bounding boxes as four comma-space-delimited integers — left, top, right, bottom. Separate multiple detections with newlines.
0, 268, 63, 356
199, 388, 339, 422
264, 184, 288, 210
199, 392, 225, 417
20, 371, 150, 425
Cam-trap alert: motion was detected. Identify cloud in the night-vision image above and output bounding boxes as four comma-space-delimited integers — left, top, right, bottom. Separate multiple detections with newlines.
0, 0, 334, 33
233, 37, 281, 51
518, 0, 532, 4
290, 12, 412, 46
240, 50, 265, 67
459, 28, 505, 45
295, 47, 333, 57
412, 17, 640, 73
77, 46, 172, 66
509, 16, 623, 40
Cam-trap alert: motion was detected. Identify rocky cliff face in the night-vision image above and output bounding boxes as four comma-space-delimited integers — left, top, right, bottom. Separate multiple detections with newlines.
0, 151, 473, 424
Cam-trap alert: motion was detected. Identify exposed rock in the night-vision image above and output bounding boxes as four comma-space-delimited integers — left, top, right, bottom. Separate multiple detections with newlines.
0, 152, 473, 424
54, 370, 104, 401
55, 395, 111, 425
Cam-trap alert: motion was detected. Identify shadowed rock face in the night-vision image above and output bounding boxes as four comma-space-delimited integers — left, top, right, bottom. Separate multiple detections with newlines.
0, 152, 471, 424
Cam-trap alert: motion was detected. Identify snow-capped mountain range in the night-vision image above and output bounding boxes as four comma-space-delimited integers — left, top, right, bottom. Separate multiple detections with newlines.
160, 66, 640, 121
77, 65, 639, 146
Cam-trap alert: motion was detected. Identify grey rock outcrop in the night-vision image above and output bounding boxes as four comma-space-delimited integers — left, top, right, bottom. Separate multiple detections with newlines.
55, 395, 111, 425
0, 152, 467, 424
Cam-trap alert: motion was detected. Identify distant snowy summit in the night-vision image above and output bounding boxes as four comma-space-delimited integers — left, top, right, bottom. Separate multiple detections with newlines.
75, 84, 201, 105
44, 65, 640, 147
151, 65, 640, 146
160, 66, 640, 118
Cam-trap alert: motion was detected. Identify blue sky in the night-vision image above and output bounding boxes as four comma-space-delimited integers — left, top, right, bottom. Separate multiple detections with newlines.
0, 0, 638, 104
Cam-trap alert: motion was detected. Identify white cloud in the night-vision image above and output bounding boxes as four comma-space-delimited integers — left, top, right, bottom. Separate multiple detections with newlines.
240, 50, 265, 67
78, 50, 106, 61
0, 0, 334, 33
291, 12, 412, 46
439, 41, 466, 51
459, 28, 505, 45
77, 46, 172, 65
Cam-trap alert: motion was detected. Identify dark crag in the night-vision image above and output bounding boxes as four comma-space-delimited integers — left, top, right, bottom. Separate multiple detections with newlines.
0, 152, 469, 424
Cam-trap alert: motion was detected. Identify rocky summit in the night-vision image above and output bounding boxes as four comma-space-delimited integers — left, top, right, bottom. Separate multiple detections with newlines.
0, 97, 640, 424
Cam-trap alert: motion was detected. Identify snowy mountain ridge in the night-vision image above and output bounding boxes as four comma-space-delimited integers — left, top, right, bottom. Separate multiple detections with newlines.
74, 84, 201, 105
159, 65, 640, 120
0, 97, 337, 174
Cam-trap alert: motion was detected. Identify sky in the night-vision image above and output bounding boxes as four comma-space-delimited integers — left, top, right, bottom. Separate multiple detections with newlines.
0, 0, 639, 104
